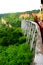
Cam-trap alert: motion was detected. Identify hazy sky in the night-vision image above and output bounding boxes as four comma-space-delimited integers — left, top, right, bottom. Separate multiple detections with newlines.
0, 0, 40, 14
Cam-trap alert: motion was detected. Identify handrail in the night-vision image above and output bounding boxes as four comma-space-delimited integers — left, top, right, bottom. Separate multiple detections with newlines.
21, 20, 42, 50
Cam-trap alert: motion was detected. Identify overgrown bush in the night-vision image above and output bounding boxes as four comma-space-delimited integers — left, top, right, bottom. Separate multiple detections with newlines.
0, 43, 33, 65
0, 27, 24, 46
19, 36, 26, 44
0, 13, 35, 65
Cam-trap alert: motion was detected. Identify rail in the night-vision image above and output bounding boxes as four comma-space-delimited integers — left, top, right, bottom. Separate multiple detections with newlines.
21, 20, 42, 50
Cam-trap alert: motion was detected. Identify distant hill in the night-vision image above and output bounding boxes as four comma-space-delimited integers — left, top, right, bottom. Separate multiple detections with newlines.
0, 9, 40, 18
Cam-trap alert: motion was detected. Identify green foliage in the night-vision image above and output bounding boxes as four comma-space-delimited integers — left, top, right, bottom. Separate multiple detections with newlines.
0, 43, 33, 65
3, 14, 21, 27
0, 9, 40, 18
24, 16, 34, 21
0, 11, 35, 65
0, 27, 24, 46
19, 36, 26, 44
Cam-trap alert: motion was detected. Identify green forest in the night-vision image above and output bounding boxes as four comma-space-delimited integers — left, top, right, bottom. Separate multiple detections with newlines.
0, 9, 39, 65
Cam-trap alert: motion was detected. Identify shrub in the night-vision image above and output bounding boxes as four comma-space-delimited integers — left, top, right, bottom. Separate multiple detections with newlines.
19, 36, 26, 44
0, 27, 23, 46
0, 43, 33, 65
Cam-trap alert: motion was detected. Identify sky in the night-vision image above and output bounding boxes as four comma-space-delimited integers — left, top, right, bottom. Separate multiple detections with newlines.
0, 0, 40, 14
